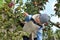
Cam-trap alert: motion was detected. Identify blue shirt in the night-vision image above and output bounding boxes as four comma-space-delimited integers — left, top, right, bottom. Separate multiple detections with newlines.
37, 26, 43, 40
25, 15, 43, 40
25, 15, 32, 22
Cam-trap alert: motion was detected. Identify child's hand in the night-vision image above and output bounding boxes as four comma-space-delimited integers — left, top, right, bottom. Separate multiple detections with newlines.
23, 12, 29, 17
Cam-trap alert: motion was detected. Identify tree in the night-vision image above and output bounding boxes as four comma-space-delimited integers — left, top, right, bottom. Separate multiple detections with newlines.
54, 0, 60, 17
24, 0, 48, 15
54, 30, 60, 40
0, 0, 60, 40
0, 0, 28, 40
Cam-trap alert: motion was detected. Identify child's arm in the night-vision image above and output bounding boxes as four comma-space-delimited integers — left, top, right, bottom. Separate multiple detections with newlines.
23, 12, 32, 22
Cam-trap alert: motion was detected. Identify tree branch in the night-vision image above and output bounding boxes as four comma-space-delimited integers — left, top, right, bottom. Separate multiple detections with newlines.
50, 21, 60, 28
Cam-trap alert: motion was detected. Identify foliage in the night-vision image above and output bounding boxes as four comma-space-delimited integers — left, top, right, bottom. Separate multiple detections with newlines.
54, 30, 60, 40
0, 0, 28, 40
24, 0, 48, 15
0, 0, 60, 40
54, 0, 60, 17
0, 0, 3, 8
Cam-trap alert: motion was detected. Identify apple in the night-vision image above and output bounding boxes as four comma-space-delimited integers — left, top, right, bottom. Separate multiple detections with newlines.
8, 2, 14, 8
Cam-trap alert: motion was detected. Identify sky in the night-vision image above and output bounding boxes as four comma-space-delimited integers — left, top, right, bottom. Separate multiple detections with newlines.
42, 0, 60, 23
23, 0, 60, 32
40, 0, 57, 14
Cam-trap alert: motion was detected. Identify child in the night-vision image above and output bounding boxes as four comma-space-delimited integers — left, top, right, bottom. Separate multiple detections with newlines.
23, 12, 50, 40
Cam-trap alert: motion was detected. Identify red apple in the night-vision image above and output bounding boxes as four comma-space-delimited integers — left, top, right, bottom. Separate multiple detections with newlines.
8, 2, 14, 8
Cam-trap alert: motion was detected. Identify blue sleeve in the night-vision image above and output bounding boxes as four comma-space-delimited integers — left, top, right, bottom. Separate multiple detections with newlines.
37, 26, 43, 40
25, 15, 32, 22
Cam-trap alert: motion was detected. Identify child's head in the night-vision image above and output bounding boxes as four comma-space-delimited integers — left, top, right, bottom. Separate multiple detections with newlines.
32, 14, 50, 26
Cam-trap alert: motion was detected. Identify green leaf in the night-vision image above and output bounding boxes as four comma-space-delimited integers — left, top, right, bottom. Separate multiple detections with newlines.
5, 0, 11, 3
0, 0, 3, 8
